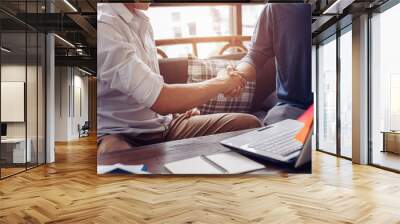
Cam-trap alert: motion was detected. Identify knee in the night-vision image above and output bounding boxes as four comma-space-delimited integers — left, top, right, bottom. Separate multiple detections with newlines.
97, 134, 132, 156
229, 113, 262, 130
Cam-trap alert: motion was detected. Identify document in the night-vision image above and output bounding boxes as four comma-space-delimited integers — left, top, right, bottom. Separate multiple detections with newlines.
164, 156, 224, 174
206, 151, 265, 174
164, 151, 265, 174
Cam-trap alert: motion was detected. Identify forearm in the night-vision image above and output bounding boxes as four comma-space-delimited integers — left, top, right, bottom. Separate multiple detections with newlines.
236, 5, 273, 82
236, 62, 257, 82
151, 79, 225, 115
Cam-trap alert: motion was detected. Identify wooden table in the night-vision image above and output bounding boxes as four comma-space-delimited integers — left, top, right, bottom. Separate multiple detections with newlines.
98, 130, 311, 174
1, 138, 32, 164
381, 131, 400, 154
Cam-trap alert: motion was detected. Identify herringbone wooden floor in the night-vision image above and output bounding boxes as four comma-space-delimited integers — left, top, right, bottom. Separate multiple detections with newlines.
1, 135, 400, 224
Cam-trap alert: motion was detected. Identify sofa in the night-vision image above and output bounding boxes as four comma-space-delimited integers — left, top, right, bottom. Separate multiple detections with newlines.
158, 53, 278, 121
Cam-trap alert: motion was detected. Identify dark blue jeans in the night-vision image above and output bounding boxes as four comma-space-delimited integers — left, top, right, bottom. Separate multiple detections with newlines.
263, 104, 305, 126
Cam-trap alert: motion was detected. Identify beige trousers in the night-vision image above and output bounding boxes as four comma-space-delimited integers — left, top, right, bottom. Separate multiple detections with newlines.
98, 113, 261, 155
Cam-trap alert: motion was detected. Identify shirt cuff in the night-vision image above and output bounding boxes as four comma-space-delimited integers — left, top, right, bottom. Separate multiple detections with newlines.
140, 74, 164, 108
241, 55, 258, 72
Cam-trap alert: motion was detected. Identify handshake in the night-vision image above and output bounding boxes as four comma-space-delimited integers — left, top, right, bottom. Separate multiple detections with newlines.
215, 65, 247, 98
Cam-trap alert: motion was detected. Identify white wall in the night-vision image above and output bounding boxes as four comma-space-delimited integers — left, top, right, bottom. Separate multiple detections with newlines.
71, 73, 89, 138
54, 67, 89, 141
55, 67, 69, 141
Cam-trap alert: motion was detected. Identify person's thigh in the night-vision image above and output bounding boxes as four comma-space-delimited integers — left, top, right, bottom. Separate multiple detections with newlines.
166, 113, 262, 141
263, 104, 305, 126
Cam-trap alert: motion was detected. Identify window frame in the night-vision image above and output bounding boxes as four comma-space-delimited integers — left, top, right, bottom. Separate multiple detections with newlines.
0, 0, 47, 180
148, 3, 264, 59
315, 23, 353, 161
367, 0, 400, 173
149, 3, 266, 39
315, 0, 400, 173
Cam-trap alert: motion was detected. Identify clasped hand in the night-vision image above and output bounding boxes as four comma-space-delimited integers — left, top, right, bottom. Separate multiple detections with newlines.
217, 65, 247, 98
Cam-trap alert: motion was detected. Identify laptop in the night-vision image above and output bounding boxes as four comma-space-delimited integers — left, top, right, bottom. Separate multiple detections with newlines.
220, 106, 313, 168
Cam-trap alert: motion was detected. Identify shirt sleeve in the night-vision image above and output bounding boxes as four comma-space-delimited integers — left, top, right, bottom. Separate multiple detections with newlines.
241, 4, 275, 72
97, 22, 163, 108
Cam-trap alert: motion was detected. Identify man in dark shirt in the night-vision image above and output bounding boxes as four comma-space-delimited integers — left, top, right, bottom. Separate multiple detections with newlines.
226, 3, 313, 125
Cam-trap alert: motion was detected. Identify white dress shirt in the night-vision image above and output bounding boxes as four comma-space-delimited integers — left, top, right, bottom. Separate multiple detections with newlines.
97, 3, 172, 137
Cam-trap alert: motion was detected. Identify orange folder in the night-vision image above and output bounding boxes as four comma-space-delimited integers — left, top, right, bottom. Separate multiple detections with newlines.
295, 104, 314, 144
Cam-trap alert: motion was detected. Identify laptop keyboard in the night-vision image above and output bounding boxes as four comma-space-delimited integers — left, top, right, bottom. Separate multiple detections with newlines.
248, 124, 303, 157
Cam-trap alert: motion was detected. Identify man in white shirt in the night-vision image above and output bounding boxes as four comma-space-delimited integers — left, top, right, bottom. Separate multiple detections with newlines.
97, 3, 261, 154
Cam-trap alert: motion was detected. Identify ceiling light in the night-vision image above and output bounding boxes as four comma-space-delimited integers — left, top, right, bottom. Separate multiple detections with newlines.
323, 0, 355, 15
54, 34, 75, 48
63, 0, 78, 12
1, 47, 11, 53
76, 48, 84, 55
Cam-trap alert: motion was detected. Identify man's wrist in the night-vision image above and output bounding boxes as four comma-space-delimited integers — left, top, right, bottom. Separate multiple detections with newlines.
206, 78, 226, 92
236, 62, 256, 81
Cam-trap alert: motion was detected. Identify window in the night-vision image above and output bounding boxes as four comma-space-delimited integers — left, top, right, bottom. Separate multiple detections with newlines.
317, 36, 337, 154
0, 1, 46, 179
171, 12, 180, 22
242, 4, 265, 36
370, 2, 400, 171
173, 27, 182, 38
316, 27, 353, 159
339, 28, 352, 158
391, 75, 400, 130
147, 4, 266, 58
1, 31, 28, 177
147, 6, 233, 39
187, 22, 197, 36
147, 6, 233, 58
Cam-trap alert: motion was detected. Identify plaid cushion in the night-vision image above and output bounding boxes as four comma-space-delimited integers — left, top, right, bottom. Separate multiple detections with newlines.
187, 58, 256, 114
